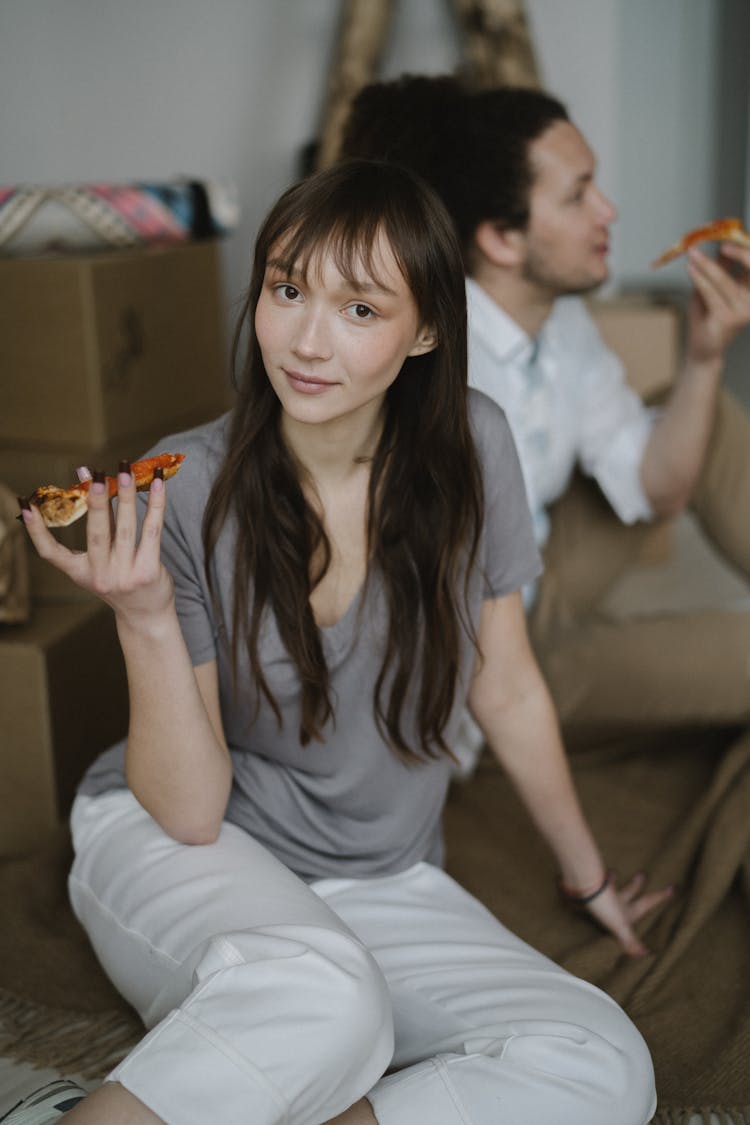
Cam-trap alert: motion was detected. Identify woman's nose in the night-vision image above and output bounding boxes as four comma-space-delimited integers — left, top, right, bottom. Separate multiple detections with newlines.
292, 308, 332, 360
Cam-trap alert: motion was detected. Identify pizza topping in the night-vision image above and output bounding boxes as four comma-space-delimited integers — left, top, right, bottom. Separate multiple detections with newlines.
27, 452, 185, 527
651, 217, 750, 268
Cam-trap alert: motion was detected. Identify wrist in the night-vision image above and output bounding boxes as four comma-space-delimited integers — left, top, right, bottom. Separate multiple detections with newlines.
558, 869, 612, 906
115, 602, 178, 647
682, 352, 723, 381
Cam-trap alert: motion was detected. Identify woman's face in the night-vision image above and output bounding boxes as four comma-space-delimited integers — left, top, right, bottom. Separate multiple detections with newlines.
255, 229, 436, 431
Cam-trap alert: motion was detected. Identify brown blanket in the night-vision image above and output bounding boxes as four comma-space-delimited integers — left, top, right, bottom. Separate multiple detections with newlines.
2, 725, 749, 1122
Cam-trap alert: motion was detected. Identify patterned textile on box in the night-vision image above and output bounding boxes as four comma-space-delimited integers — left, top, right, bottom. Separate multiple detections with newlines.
0, 179, 239, 256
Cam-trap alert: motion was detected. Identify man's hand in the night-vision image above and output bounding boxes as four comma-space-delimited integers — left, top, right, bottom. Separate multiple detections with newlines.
685, 242, 750, 366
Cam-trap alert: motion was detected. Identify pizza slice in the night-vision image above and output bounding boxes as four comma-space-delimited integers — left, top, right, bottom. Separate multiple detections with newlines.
27, 452, 185, 528
651, 216, 750, 268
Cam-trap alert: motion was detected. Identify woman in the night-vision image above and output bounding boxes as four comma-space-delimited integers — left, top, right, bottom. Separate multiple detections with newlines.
16, 160, 666, 1125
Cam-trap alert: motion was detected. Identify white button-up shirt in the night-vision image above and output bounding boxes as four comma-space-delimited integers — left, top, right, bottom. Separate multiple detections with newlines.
466, 278, 657, 551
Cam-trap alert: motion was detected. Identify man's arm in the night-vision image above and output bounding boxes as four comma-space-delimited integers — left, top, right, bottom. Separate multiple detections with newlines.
640, 242, 750, 516
467, 591, 672, 955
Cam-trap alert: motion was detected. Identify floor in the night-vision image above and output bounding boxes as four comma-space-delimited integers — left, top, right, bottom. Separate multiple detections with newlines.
1, 511, 747, 1122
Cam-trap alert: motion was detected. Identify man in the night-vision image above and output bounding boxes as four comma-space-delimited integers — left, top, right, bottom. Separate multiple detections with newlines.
340, 76, 750, 733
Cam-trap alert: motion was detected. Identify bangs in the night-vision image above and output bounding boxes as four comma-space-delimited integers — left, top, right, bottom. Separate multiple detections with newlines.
248, 159, 466, 351
256, 161, 441, 298
268, 211, 408, 294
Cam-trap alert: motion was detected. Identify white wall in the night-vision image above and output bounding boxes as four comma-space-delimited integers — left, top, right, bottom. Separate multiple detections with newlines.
616, 0, 720, 289
526, 0, 622, 280
0, 0, 343, 323
381, 0, 731, 294
0, 1, 743, 335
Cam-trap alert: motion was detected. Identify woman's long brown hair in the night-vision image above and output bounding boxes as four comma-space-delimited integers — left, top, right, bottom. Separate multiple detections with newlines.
203, 160, 483, 763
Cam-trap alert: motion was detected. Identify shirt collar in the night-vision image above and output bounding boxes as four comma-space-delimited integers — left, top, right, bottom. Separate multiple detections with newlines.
465, 277, 538, 368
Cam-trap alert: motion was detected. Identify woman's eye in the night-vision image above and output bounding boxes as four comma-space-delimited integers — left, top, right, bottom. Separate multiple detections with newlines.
347, 303, 375, 320
273, 283, 301, 301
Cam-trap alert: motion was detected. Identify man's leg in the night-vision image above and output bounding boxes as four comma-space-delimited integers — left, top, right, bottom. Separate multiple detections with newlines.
690, 389, 750, 580
530, 396, 750, 730
528, 473, 658, 723
530, 472, 658, 642
533, 606, 750, 729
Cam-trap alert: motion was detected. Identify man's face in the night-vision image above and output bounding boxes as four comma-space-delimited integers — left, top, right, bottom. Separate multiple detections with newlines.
520, 120, 617, 296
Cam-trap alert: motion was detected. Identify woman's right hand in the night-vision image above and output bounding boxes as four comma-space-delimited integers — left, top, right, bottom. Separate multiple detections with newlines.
19, 463, 174, 627
578, 871, 675, 958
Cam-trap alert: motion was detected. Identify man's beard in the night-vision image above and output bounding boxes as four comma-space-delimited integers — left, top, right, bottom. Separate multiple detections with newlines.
521, 244, 607, 298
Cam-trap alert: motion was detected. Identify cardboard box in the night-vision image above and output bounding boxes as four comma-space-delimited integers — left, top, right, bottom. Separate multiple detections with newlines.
0, 425, 192, 602
0, 240, 231, 450
588, 295, 682, 401
0, 600, 128, 856
588, 295, 682, 563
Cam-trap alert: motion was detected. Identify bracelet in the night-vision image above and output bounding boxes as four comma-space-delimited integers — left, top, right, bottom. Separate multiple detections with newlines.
558, 870, 612, 906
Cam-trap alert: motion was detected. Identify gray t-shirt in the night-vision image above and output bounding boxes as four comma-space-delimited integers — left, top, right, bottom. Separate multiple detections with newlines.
80, 389, 541, 880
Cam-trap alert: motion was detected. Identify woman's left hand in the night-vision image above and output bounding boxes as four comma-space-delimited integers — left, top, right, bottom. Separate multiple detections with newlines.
580, 872, 675, 958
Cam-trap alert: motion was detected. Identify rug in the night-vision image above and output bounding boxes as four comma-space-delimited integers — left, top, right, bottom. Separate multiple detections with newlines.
1, 724, 749, 1122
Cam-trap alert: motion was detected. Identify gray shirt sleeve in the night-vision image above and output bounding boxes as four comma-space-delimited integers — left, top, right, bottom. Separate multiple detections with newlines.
136, 415, 231, 667
468, 389, 543, 599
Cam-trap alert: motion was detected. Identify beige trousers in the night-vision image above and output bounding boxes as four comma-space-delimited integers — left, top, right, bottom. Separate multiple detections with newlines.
528, 391, 750, 730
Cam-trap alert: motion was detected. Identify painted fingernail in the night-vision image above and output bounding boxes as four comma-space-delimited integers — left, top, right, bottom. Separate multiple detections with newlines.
153, 466, 164, 480
91, 469, 106, 495
17, 496, 31, 512
118, 460, 131, 476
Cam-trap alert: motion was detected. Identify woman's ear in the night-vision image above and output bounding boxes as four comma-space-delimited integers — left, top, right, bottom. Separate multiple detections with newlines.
474, 220, 526, 268
408, 324, 438, 357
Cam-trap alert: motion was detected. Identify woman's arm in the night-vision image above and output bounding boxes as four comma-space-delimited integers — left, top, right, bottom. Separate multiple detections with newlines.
467, 591, 671, 955
21, 466, 232, 843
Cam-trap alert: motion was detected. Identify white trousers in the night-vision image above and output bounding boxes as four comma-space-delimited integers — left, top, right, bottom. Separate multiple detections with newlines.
69, 791, 656, 1125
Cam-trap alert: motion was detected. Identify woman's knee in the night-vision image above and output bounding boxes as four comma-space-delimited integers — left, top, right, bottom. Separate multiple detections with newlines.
497, 1006, 655, 1125
573, 1013, 655, 1125
185, 924, 394, 1092
604, 1012, 656, 1125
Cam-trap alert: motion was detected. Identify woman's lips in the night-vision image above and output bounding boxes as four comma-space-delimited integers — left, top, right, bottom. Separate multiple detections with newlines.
284, 369, 337, 395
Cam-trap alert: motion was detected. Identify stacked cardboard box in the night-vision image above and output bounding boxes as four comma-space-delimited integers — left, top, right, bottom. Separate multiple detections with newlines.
0, 601, 129, 854
588, 294, 681, 402
0, 241, 231, 853
588, 294, 682, 563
